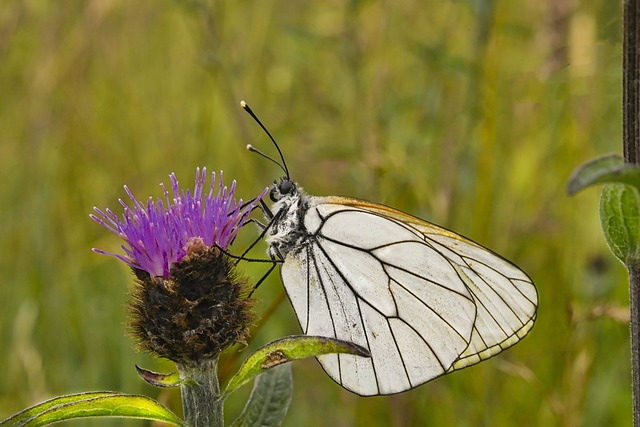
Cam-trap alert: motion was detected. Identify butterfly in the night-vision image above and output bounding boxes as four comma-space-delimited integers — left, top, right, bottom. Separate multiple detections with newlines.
241, 101, 538, 396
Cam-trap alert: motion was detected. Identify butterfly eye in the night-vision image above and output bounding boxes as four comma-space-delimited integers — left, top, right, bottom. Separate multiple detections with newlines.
279, 179, 294, 195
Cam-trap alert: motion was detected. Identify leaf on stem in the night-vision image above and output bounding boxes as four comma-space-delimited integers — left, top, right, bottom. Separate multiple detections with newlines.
0, 391, 186, 427
567, 153, 640, 195
223, 335, 370, 396
600, 183, 640, 267
135, 365, 182, 388
230, 364, 293, 427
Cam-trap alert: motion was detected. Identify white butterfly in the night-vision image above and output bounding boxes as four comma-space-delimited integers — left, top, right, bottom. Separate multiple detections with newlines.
242, 102, 538, 397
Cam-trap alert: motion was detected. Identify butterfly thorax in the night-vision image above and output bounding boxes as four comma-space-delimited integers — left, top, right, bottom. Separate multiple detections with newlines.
266, 181, 311, 259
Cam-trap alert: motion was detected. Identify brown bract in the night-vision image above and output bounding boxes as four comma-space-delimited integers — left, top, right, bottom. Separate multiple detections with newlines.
128, 245, 255, 366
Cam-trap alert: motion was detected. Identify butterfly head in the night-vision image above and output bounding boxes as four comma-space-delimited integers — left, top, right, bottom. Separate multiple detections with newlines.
270, 177, 298, 202
268, 177, 308, 217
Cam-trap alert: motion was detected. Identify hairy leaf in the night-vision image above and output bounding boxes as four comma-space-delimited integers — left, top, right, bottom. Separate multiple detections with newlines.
230, 364, 293, 427
223, 335, 369, 396
568, 153, 640, 195
600, 184, 640, 267
0, 392, 186, 427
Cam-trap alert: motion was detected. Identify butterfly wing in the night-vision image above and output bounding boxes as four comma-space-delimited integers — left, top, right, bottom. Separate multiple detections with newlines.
279, 196, 538, 396
329, 197, 539, 370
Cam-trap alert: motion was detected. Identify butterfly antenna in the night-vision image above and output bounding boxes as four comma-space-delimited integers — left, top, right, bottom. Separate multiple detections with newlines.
246, 144, 287, 177
241, 100, 290, 179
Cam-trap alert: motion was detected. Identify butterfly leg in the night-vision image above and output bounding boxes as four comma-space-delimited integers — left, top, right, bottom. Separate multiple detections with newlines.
259, 198, 274, 219
234, 201, 279, 263
237, 194, 267, 212
247, 240, 286, 297
236, 200, 271, 229
247, 255, 278, 297
213, 243, 278, 264
225, 203, 285, 295
242, 217, 267, 231
226, 194, 267, 248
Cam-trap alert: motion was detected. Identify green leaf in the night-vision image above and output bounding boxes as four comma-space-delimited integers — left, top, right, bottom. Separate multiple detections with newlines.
135, 365, 182, 388
230, 364, 293, 427
567, 153, 640, 195
0, 392, 186, 427
223, 335, 369, 396
600, 183, 640, 267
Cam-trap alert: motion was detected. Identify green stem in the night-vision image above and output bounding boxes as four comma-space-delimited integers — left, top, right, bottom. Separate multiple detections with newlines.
178, 359, 223, 427
631, 266, 640, 427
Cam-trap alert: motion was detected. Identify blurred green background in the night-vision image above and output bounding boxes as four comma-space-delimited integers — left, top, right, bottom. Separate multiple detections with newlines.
0, 0, 628, 426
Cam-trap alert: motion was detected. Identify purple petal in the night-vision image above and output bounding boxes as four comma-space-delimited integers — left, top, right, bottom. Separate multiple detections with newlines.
91, 168, 268, 277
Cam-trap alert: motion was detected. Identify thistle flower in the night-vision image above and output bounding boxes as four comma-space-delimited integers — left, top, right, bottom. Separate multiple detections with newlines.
91, 167, 267, 365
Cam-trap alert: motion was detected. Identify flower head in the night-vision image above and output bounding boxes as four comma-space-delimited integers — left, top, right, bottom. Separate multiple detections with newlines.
91, 167, 265, 277
91, 168, 268, 364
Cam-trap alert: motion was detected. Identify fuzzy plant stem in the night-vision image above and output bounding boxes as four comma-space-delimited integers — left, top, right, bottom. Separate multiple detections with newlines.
178, 359, 223, 427
631, 266, 640, 427
623, 0, 640, 425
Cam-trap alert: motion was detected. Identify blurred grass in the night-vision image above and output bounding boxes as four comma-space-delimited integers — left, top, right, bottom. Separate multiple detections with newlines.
0, 0, 629, 426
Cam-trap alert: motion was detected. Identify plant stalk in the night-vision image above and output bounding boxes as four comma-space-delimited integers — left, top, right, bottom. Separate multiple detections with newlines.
624, 0, 640, 163
623, 0, 640, 424
631, 267, 640, 427
178, 359, 223, 427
